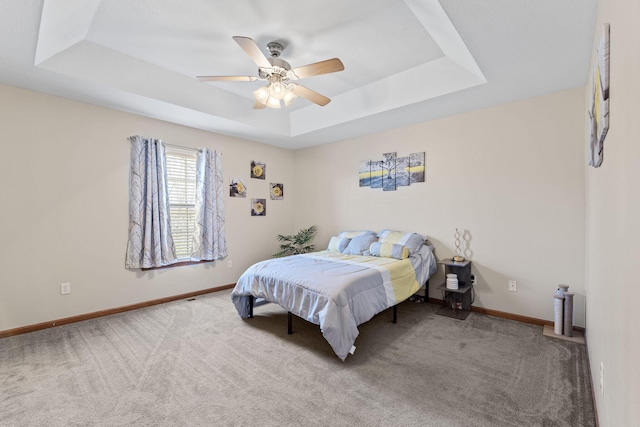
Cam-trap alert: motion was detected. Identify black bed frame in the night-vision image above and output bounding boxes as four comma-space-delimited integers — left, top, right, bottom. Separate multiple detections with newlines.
247, 280, 429, 335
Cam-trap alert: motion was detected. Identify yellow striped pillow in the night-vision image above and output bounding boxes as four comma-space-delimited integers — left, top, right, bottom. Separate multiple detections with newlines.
370, 242, 409, 259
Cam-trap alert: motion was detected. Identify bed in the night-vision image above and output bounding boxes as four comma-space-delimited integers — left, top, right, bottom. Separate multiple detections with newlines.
231, 230, 437, 360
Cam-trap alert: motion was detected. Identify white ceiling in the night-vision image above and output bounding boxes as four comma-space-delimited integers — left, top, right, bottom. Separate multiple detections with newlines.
0, 0, 597, 149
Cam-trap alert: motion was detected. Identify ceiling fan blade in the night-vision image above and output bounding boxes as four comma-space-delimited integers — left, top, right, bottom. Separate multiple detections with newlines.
197, 75, 258, 82
232, 36, 272, 69
291, 84, 331, 106
291, 58, 344, 79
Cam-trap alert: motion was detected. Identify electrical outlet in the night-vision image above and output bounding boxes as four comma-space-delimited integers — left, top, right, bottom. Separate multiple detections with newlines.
600, 362, 604, 394
508, 280, 517, 292
60, 282, 71, 295
227, 260, 233, 268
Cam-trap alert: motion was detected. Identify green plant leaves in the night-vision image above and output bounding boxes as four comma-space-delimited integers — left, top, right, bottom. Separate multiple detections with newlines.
272, 225, 318, 258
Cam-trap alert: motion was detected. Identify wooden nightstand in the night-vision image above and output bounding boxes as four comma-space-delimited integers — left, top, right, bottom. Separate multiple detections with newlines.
436, 259, 473, 320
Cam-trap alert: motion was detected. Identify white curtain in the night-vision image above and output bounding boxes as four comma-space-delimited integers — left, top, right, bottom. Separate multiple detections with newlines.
191, 148, 227, 261
125, 136, 177, 269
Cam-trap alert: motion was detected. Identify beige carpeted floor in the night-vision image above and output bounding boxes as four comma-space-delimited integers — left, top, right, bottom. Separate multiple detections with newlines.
0, 289, 595, 426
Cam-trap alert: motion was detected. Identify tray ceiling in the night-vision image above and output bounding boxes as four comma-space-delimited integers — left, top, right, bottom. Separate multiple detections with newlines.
0, 0, 597, 149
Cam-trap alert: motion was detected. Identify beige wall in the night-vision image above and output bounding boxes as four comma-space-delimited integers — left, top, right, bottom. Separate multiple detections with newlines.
0, 83, 587, 333
0, 83, 295, 331
585, 0, 640, 425
295, 87, 586, 326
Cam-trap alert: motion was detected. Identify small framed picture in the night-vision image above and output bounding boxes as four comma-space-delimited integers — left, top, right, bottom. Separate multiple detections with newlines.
251, 160, 266, 179
229, 178, 247, 198
251, 198, 266, 216
270, 183, 284, 200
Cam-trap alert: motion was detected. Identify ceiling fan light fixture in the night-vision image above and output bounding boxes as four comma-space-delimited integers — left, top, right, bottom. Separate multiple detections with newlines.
269, 81, 285, 100
283, 89, 297, 106
267, 75, 286, 100
253, 85, 282, 108
254, 80, 298, 109
266, 96, 281, 109
253, 86, 269, 103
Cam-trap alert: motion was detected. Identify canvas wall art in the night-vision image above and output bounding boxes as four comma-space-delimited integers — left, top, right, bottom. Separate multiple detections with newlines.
360, 151, 424, 191
359, 161, 371, 187
251, 198, 266, 216
409, 152, 425, 184
396, 155, 410, 187
229, 178, 247, 198
588, 23, 610, 168
382, 152, 397, 191
270, 183, 284, 200
370, 160, 383, 189
251, 160, 266, 179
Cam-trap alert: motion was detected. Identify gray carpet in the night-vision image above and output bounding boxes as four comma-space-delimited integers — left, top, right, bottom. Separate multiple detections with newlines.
0, 290, 595, 427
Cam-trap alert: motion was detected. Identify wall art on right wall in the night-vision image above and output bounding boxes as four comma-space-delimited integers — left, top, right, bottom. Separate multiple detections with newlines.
588, 23, 610, 168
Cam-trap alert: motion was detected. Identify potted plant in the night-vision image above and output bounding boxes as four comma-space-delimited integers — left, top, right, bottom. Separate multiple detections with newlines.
272, 225, 318, 258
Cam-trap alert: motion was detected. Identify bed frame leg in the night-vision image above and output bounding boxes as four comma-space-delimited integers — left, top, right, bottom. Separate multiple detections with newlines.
393, 305, 397, 324
249, 295, 254, 318
288, 312, 293, 334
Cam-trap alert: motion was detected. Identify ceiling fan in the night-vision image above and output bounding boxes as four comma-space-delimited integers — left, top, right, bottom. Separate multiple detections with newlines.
197, 36, 344, 109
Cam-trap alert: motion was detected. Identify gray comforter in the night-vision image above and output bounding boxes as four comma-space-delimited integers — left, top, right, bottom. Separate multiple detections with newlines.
231, 246, 436, 360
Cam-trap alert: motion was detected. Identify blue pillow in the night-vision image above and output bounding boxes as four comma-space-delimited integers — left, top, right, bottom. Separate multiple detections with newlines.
342, 234, 378, 255
327, 236, 351, 252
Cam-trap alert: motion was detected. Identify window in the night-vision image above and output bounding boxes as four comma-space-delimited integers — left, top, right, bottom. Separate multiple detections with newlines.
166, 149, 197, 260
127, 136, 225, 270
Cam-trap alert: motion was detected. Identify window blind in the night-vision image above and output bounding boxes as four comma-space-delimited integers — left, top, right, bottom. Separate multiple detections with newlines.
166, 152, 197, 259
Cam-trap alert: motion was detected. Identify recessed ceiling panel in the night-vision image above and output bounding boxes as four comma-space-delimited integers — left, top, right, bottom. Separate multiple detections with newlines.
36, 0, 482, 138
86, 0, 444, 99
